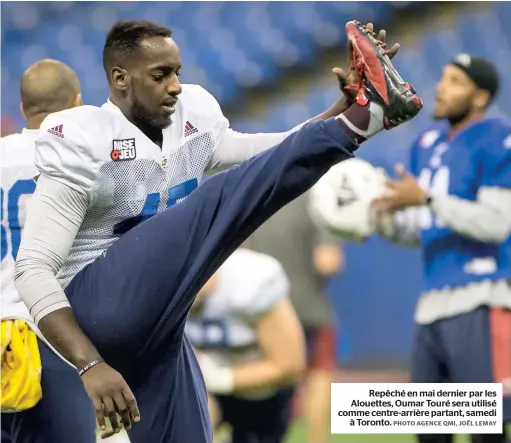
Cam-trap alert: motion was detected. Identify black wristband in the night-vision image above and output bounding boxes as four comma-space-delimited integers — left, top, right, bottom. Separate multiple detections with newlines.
78, 358, 105, 377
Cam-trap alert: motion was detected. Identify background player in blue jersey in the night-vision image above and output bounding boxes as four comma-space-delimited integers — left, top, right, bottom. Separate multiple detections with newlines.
373, 55, 511, 443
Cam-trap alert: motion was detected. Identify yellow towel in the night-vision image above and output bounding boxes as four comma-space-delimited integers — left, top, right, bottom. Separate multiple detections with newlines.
1, 319, 42, 412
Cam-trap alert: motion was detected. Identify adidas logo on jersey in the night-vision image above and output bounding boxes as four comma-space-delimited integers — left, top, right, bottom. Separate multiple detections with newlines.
184, 121, 198, 137
47, 125, 64, 138
111, 138, 137, 161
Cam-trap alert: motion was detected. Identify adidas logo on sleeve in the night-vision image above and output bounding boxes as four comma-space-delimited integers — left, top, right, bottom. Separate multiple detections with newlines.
47, 124, 64, 138
184, 121, 198, 137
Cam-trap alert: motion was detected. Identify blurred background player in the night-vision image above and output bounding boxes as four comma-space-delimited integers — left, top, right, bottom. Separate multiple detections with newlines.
187, 247, 305, 443
0, 59, 95, 443
250, 195, 343, 443
371, 55, 511, 443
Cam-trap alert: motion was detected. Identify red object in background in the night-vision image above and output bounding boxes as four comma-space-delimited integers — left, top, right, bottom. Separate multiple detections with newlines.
1, 115, 19, 136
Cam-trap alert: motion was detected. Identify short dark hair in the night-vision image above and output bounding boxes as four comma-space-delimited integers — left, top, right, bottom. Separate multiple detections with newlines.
103, 20, 172, 75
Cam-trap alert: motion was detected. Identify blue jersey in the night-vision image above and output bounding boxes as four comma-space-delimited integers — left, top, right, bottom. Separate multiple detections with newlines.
410, 118, 511, 291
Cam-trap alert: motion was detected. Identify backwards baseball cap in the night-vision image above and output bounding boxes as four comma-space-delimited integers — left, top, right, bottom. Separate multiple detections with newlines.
450, 53, 500, 100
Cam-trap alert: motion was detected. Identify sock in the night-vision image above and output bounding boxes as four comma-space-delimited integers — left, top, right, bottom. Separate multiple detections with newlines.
336, 102, 385, 144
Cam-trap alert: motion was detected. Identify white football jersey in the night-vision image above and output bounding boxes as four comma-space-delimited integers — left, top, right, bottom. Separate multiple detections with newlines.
1, 129, 39, 323
35, 84, 230, 287
186, 248, 290, 399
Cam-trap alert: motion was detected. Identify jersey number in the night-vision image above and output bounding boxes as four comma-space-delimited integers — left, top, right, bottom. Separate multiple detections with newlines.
113, 178, 198, 235
1, 180, 36, 261
417, 166, 450, 229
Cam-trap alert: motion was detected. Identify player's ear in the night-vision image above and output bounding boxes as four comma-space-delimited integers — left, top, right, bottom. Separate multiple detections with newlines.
72, 93, 83, 108
20, 102, 27, 121
111, 67, 129, 91
474, 90, 490, 111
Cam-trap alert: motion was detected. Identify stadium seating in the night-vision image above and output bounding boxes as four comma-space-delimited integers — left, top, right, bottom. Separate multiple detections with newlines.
4, 2, 510, 138
1, 1, 394, 127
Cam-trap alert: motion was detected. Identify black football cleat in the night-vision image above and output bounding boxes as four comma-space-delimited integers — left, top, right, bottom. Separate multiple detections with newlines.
345, 20, 423, 129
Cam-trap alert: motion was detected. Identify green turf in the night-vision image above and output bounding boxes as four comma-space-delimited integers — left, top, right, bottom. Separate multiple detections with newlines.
285, 422, 417, 443
96, 420, 510, 442
284, 421, 511, 443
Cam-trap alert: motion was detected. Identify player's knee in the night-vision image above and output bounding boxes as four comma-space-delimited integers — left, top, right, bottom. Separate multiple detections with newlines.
416, 434, 452, 443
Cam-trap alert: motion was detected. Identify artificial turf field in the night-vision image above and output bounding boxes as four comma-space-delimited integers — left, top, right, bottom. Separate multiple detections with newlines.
100, 423, 511, 443
285, 422, 511, 443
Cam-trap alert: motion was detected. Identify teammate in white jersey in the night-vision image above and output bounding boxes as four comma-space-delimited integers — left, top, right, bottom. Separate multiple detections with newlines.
13, 20, 422, 443
187, 248, 305, 443
1, 60, 96, 443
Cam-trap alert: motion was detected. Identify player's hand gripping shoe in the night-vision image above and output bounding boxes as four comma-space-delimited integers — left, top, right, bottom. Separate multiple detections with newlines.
337, 20, 423, 144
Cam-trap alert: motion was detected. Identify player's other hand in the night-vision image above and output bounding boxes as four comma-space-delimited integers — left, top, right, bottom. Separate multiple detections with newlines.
81, 362, 140, 436
332, 22, 400, 105
373, 163, 426, 212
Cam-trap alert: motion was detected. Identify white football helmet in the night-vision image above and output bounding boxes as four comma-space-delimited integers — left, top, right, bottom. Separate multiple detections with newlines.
308, 158, 388, 242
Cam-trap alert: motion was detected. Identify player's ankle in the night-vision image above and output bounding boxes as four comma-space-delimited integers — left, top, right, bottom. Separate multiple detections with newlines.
335, 102, 384, 144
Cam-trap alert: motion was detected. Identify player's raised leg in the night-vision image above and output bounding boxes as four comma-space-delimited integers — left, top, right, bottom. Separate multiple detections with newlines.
66, 112, 415, 361
65, 118, 357, 356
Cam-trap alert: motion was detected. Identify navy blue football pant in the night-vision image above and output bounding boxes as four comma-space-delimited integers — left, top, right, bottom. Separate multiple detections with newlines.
62, 119, 355, 443
412, 307, 511, 443
1, 339, 95, 443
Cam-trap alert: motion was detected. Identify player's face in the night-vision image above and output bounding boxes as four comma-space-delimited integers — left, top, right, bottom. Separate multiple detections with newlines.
129, 37, 183, 130
433, 65, 479, 122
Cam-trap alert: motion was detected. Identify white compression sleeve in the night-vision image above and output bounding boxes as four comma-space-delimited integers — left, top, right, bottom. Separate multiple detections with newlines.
375, 187, 511, 246
430, 186, 511, 244
14, 174, 88, 324
210, 121, 308, 168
